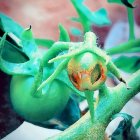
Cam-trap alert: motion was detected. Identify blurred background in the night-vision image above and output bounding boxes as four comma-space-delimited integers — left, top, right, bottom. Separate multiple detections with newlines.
0, 0, 140, 139
0, 0, 140, 40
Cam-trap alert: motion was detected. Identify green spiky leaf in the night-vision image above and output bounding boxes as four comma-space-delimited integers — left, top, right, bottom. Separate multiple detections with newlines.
21, 27, 38, 58
59, 24, 70, 42
0, 31, 39, 76
70, 0, 111, 32
0, 13, 23, 37
0, 36, 29, 63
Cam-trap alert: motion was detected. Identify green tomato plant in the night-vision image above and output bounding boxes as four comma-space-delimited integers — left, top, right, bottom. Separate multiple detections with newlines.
0, 0, 140, 139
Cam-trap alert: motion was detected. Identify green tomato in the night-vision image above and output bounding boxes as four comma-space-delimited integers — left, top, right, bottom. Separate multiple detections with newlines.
10, 75, 70, 122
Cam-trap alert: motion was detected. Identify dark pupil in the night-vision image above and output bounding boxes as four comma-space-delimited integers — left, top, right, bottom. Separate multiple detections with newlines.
91, 64, 101, 84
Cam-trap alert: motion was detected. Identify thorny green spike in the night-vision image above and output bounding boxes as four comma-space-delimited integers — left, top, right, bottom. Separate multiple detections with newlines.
107, 61, 130, 88
42, 42, 69, 66
21, 25, 33, 40
30, 60, 44, 97
48, 32, 110, 64
49, 47, 86, 63
58, 24, 70, 42
37, 59, 69, 91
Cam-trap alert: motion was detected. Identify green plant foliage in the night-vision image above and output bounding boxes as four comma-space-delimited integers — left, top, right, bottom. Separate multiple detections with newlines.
135, 120, 140, 129
0, 30, 40, 76
70, 0, 111, 32
57, 96, 81, 128
107, 0, 134, 5
58, 24, 70, 42
114, 56, 140, 73
0, 36, 29, 63
20, 27, 38, 58
110, 113, 139, 140
0, 13, 23, 37
0, 0, 140, 137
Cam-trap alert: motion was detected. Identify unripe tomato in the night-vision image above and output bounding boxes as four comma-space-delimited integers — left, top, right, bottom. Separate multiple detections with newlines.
10, 75, 70, 122
67, 52, 107, 91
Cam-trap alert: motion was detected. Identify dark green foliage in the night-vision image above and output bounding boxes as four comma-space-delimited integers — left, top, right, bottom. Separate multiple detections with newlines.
114, 56, 140, 73
111, 113, 139, 140
121, 0, 135, 8
0, 13, 23, 37
135, 120, 140, 129
70, 0, 111, 33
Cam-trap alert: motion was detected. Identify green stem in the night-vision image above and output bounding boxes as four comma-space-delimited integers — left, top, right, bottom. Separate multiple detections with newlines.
42, 42, 69, 66
30, 60, 44, 97
37, 59, 69, 91
84, 91, 95, 123
127, 7, 135, 40
106, 39, 140, 55
82, 21, 91, 33
49, 69, 140, 140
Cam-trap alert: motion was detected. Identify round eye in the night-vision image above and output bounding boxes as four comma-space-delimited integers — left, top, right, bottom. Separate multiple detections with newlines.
90, 64, 101, 84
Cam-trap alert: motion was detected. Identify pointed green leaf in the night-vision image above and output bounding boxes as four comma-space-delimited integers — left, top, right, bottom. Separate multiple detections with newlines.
71, 0, 93, 22
21, 25, 33, 40
91, 8, 111, 26
21, 27, 38, 58
114, 56, 140, 73
70, 0, 111, 32
0, 13, 23, 37
0, 33, 39, 76
59, 24, 70, 42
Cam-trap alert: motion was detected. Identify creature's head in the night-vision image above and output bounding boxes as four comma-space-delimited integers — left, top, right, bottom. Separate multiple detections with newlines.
67, 52, 107, 91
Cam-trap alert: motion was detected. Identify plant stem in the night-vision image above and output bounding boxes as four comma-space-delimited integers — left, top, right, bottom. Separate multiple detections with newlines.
106, 39, 140, 55
84, 91, 94, 123
127, 7, 135, 40
30, 60, 43, 97
48, 69, 140, 140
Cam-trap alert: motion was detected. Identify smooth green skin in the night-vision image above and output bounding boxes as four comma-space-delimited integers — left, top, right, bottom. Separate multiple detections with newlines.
10, 75, 70, 122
